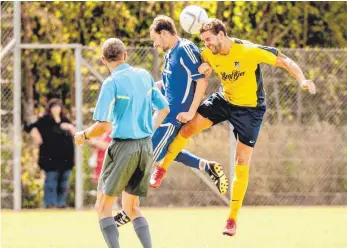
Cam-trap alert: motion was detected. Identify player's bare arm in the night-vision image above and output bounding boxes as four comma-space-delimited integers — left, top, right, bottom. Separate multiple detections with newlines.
87, 138, 110, 150
176, 77, 208, 123
29, 127, 43, 145
153, 106, 170, 131
74, 121, 112, 146
275, 52, 316, 94
60, 122, 76, 135
155, 80, 163, 90
198, 63, 213, 78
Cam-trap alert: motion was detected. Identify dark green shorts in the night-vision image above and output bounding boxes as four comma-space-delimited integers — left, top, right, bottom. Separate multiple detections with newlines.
97, 137, 153, 197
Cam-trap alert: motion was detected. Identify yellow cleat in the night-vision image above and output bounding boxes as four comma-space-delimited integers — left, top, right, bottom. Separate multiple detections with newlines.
207, 161, 228, 195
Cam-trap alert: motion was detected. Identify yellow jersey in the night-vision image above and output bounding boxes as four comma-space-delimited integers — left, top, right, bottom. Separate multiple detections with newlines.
202, 38, 278, 107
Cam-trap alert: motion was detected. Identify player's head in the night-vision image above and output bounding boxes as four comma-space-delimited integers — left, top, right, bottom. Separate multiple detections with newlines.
101, 38, 127, 66
199, 18, 227, 54
150, 15, 178, 51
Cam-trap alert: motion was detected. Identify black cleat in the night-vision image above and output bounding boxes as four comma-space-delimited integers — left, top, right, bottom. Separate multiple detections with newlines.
207, 161, 228, 195
114, 210, 131, 227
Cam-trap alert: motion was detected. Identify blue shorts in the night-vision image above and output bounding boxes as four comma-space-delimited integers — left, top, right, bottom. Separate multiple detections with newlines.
152, 123, 180, 162
197, 92, 266, 147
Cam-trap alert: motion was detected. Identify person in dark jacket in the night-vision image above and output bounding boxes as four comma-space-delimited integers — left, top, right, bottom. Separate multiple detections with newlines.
26, 98, 75, 208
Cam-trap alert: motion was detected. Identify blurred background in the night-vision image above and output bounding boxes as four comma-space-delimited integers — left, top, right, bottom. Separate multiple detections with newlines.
1, 2, 346, 248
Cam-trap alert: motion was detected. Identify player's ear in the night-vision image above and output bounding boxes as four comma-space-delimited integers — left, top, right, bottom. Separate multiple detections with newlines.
123, 51, 127, 61
101, 55, 107, 65
217, 31, 225, 39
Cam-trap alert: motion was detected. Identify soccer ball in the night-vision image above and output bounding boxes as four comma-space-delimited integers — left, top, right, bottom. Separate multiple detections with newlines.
180, 5, 208, 35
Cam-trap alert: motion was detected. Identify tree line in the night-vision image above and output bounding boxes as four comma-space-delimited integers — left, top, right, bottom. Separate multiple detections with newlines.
6, 1, 347, 122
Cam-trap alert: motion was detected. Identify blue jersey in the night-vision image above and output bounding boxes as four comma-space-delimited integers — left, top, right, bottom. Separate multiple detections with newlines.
93, 63, 168, 139
162, 39, 204, 126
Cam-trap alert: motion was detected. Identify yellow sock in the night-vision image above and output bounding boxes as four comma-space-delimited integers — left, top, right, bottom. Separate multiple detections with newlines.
228, 165, 249, 222
161, 133, 189, 170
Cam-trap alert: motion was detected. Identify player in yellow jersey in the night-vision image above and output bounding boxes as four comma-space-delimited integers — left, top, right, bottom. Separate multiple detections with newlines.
150, 18, 316, 236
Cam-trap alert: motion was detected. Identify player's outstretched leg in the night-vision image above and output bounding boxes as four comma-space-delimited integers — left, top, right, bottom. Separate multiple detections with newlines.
149, 164, 167, 188
206, 161, 229, 195
176, 150, 228, 195
151, 114, 214, 189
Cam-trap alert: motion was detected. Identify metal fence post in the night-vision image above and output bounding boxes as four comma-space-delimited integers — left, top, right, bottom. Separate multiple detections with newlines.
75, 45, 83, 209
13, 0, 21, 211
229, 124, 236, 194
297, 52, 303, 123
152, 48, 160, 81
273, 67, 282, 123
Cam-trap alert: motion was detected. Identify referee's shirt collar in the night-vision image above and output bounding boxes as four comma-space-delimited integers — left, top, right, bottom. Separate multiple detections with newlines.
111, 63, 131, 75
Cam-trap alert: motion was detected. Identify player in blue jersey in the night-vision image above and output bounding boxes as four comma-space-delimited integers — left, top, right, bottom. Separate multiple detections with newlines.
149, 15, 227, 189
112, 15, 228, 227
149, 15, 228, 191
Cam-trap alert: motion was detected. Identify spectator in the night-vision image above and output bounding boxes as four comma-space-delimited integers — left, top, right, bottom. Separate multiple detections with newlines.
26, 98, 75, 208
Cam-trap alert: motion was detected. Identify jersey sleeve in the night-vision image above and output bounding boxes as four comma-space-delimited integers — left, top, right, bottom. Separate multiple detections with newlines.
253, 45, 279, 65
150, 76, 168, 111
25, 116, 45, 133
62, 116, 71, 124
93, 78, 117, 122
180, 43, 205, 81
233, 38, 253, 45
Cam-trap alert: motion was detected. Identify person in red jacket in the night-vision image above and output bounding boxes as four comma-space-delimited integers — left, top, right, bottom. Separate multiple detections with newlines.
87, 131, 112, 184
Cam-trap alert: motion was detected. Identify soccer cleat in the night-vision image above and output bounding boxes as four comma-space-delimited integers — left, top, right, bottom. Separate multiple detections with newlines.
114, 210, 131, 227
222, 218, 237, 236
150, 166, 167, 188
207, 161, 229, 195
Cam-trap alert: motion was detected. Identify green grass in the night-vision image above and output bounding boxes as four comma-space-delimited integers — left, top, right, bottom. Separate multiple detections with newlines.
1, 207, 347, 248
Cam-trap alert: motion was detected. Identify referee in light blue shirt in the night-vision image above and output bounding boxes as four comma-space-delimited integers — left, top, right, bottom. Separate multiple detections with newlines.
74, 38, 169, 248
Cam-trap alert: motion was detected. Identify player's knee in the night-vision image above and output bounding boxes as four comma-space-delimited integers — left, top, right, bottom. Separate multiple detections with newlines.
180, 124, 197, 138
134, 198, 140, 208
95, 198, 112, 217
123, 204, 134, 218
235, 148, 252, 165
95, 201, 102, 215
235, 156, 248, 165
123, 200, 140, 219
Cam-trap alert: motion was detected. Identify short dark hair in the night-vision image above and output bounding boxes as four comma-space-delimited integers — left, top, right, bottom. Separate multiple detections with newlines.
150, 15, 177, 35
102, 38, 125, 62
200, 18, 227, 36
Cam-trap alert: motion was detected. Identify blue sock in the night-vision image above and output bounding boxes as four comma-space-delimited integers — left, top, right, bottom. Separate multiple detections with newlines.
175, 150, 209, 173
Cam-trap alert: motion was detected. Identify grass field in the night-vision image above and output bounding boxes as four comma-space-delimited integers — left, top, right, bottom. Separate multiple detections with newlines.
1, 207, 347, 248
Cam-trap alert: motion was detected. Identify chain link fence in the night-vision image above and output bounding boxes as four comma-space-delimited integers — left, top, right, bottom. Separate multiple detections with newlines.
80, 47, 347, 206
1, 1, 13, 48
247, 49, 347, 205
1, 37, 346, 207
1, 1, 15, 208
